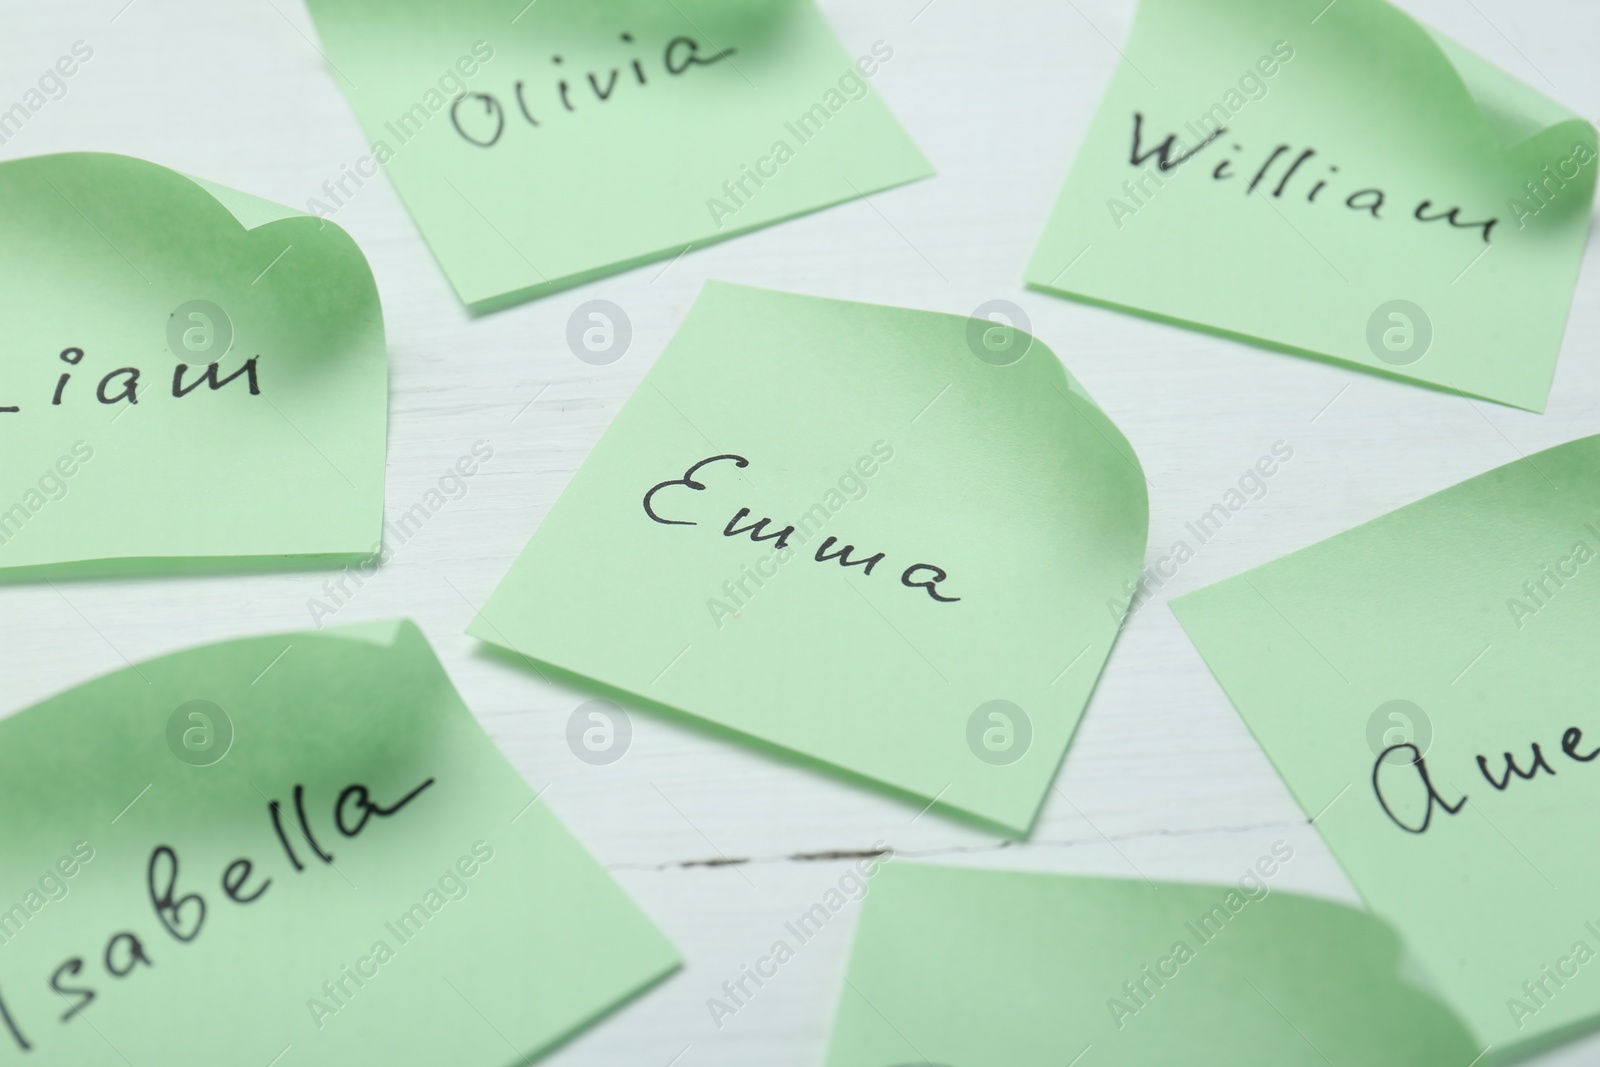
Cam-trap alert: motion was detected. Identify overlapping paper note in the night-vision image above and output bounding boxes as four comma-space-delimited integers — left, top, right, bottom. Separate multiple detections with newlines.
303, 0, 933, 311
470, 282, 1148, 834
1173, 436, 1600, 1058
826, 863, 1480, 1066
0, 153, 386, 580
1025, 0, 1596, 411
0, 621, 677, 1066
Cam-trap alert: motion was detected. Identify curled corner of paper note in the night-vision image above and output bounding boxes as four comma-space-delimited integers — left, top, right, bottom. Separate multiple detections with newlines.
824, 863, 1482, 1067
468, 280, 1148, 835
0, 152, 388, 580
1424, 29, 1598, 158
1418, 22, 1599, 240
183, 173, 322, 230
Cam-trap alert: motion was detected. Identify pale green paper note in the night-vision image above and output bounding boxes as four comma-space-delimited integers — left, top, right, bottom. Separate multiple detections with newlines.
0, 621, 679, 1065
302, 0, 933, 312
826, 863, 1479, 1067
0, 153, 387, 580
1173, 437, 1600, 1059
1024, 0, 1596, 411
469, 282, 1149, 835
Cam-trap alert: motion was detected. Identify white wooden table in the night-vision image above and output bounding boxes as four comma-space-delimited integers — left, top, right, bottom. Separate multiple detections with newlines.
4, 0, 1598, 1063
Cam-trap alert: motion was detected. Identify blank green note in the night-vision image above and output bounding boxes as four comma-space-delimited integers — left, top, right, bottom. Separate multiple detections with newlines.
827, 863, 1480, 1067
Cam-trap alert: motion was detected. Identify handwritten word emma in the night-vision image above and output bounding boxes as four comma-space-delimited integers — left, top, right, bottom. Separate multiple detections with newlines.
0, 776, 433, 1054
643, 454, 959, 604
451, 32, 734, 148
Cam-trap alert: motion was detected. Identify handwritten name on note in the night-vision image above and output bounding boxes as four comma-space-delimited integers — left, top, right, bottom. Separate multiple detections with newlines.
1126, 109, 1499, 243
470, 282, 1151, 833
1373, 726, 1600, 834
0, 775, 433, 1053
643, 453, 961, 604
1025, 0, 1597, 411
450, 31, 736, 148
0, 622, 680, 1065
0, 346, 260, 415
302, 0, 932, 309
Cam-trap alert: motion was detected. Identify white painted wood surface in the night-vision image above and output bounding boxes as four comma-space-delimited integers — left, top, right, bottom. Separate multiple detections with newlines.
3, 0, 1597, 1062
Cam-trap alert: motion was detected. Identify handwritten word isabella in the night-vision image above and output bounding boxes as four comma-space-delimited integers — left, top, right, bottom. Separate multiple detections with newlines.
0, 775, 433, 1053
451, 32, 735, 148
1372, 725, 1600, 834
643, 454, 960, 604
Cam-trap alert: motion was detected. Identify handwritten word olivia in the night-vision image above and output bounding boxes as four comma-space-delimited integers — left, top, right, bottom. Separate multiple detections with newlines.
0, 347, 259, 414
451, 32, 735, 148
644, 454, 959, 604
0, 776, 433, 1054
1373, 724, 1600, 834
1126, 115, 1498, 243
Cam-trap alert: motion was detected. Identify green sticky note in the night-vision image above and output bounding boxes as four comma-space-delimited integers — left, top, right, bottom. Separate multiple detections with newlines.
0, 620, 678, 1065
302, 0, 932, 312
0, 152, 387, 581
1024, 0, 1596, 412
1172, 436, 1600, 1058
826, 863, 1481, 1066
470, 282, 1148, 834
